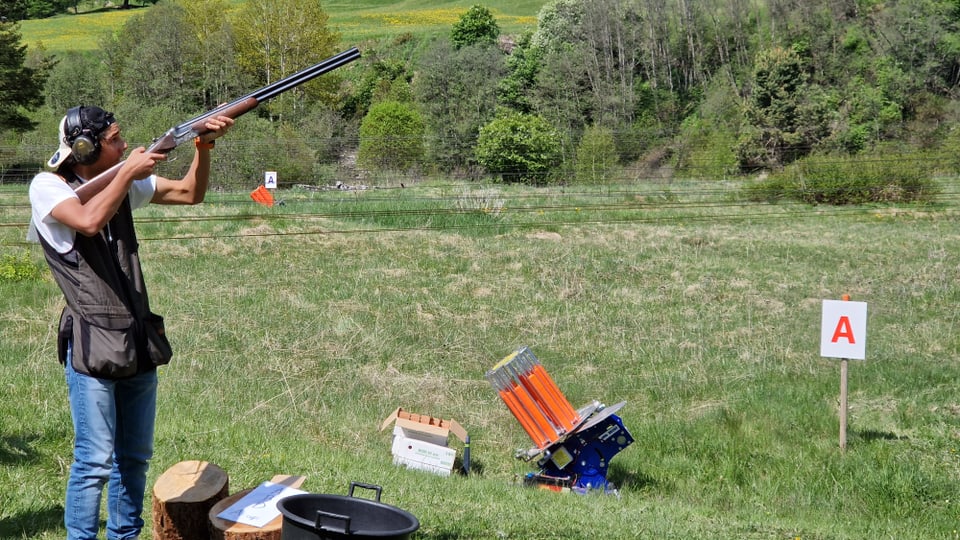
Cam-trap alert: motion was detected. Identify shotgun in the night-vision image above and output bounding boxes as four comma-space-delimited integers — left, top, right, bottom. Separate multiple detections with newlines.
74, 46, 361, 203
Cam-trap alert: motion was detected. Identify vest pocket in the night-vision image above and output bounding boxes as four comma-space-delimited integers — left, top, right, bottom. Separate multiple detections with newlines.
75, 311, 138, 379
143, 312, 173, 367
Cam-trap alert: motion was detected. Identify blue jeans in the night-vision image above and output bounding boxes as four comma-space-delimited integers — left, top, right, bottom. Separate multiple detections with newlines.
64, 341, 157, 540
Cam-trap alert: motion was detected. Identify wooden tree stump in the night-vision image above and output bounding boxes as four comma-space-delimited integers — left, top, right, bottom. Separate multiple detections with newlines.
152, 460, 229, 540
208, 475, 306, 540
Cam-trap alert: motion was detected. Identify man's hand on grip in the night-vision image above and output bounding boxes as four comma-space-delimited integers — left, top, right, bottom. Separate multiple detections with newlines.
122, 147, 167, 180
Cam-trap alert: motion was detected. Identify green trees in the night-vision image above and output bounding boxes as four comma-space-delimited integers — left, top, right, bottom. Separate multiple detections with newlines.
737, 46, 828, 170
451, 5, 500, 49
43, 51, 107, 114
233, 0, 341, 121
0, 20, 47, 133
180, 0, 240, 111
1, 0, 74, 20
574, 125, 618, 184
108, 2, 199, 111
497, 34, 540, 114
414, 39, 504, 172
11, 0, 960, 190
95, 0, 241, 146
530, 0, 583, 52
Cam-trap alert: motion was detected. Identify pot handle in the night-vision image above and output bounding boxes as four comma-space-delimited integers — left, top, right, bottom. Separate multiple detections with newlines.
348, 481, 383, 502
315, 510, 351, 535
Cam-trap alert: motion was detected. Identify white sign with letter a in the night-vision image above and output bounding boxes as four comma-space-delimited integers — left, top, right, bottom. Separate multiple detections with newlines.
820, 300, 867, 360
265, 171, 277, 189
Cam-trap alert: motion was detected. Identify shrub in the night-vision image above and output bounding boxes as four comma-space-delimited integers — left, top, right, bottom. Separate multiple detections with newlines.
0, 252, 43, 283
358, 101, 425, 172
743, 153, 940, 205
475, 111, 562, 184
742, 173, 797, 203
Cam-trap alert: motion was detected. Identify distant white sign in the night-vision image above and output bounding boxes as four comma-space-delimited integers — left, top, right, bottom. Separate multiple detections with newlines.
820, 300, 867, 360
265, 171, 278, 189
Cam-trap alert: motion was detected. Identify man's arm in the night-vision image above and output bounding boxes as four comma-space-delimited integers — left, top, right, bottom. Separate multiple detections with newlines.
50, 148, 165, 236
152, 115, 233, 206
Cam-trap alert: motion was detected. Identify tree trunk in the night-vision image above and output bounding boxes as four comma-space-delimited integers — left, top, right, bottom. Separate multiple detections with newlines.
152, 460, 229, 540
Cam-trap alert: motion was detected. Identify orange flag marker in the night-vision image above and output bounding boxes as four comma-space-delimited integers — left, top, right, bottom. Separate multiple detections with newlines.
250, 185, 274, 207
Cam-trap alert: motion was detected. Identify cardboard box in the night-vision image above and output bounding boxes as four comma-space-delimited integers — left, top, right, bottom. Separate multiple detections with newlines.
380, 408, 468, 476
391, 434, 457, 476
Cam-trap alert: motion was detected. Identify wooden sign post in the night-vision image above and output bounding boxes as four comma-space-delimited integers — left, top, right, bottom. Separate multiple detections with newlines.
840, 348, 849, 450
820, 294, 867, 451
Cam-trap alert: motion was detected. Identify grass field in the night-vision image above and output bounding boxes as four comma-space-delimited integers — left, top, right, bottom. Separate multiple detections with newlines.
5, 4, 960, 538
1, 178, 959, 539
17, 0, 545, 53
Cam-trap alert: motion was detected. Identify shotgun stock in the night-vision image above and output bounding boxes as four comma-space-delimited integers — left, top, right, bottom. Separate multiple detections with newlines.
74, 47, 361, 203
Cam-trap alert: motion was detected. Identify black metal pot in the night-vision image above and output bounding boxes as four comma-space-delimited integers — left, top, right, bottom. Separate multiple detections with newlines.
278, 482, 419, 540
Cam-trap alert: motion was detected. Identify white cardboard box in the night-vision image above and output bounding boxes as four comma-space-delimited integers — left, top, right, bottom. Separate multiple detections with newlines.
391, 434, 457, 476
380, 408, 468, 477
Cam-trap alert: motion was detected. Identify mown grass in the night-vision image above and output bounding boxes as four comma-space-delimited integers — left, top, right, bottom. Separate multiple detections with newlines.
1, 180, 958, 539
17, 0, 544, 54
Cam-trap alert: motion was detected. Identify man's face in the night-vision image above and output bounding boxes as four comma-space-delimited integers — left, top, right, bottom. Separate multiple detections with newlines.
97, 123, 127, 164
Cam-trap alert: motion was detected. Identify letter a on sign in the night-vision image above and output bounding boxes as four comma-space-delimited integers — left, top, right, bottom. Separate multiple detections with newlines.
820, 300, 867, 360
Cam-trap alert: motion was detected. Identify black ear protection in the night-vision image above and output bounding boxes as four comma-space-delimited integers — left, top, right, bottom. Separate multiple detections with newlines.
64, 106, 101, 165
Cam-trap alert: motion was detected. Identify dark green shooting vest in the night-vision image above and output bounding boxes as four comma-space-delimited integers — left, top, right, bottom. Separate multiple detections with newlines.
40, 171, 172, 379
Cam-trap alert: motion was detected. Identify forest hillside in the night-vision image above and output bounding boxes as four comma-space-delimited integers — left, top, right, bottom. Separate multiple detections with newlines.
2, 0, 959, 197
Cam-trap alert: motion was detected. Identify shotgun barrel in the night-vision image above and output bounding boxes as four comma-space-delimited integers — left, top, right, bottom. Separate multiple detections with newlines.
171, 47, 362, 142
74, 47, 361, 203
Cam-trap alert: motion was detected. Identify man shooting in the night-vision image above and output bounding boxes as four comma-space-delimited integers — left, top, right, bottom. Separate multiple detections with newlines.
28, 105, 233, 540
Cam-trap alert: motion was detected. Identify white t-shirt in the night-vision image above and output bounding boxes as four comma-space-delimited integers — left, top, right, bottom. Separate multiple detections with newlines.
27, 171, 157, 254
